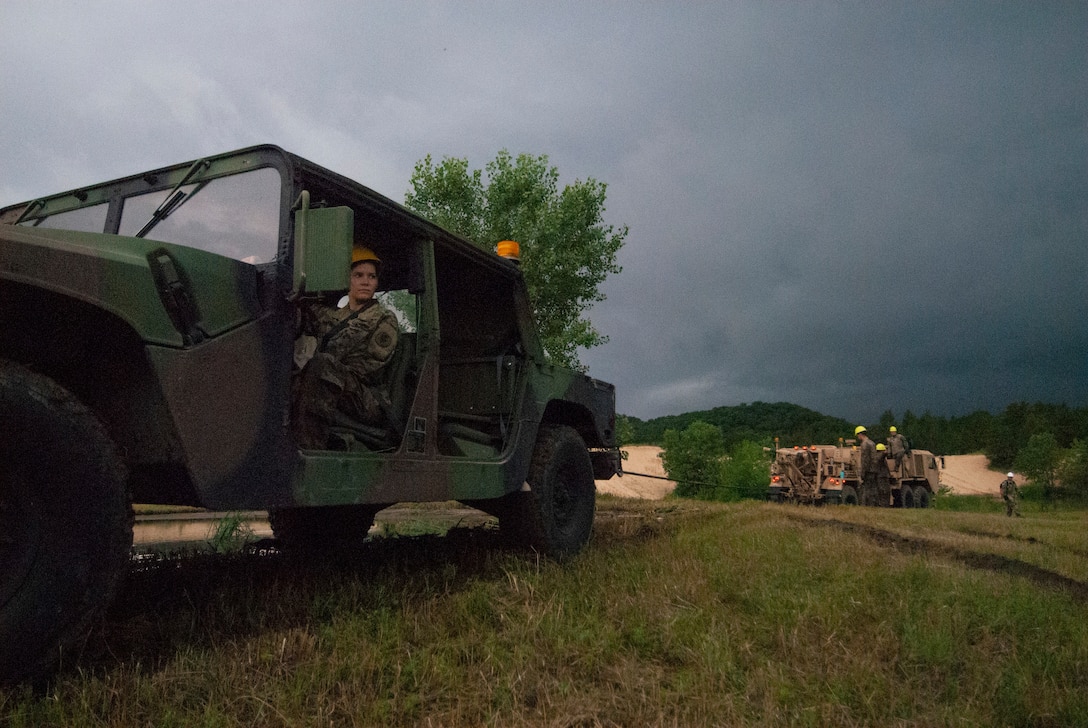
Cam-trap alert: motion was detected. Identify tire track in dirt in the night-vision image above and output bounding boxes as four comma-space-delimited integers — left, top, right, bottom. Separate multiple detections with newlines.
788, 514, 1088, 604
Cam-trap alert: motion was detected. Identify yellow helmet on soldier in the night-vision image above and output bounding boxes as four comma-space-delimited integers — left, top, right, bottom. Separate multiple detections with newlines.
876, 443, 886, 451
854, 425, 867, 436
889, 426, 897, 433
351, 245, 381, 268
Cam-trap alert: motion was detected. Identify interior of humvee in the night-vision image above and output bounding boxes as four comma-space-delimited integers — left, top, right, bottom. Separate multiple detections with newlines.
295, 183, 526, 459
433, 245, 524, 458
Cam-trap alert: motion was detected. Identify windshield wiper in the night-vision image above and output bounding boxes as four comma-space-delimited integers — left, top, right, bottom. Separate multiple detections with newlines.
13, 199, 45, 225
135, 158, 211, 238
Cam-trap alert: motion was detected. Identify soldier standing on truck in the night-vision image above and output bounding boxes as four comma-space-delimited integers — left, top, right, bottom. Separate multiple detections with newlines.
887, 425, 910, 477
874, 443, 891, 507
1000, 472, 1022, 517
292, 245, 400, 449
855, 426, 879, 506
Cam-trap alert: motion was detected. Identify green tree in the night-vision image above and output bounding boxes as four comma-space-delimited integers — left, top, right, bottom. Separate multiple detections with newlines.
615, 414, 636, 447
1058, 438, 1088, 500
878, 409, 896, 441
405, 151, 626, 367
661, 421, 725, 499
720, 440, 771, 502
1016, 432, 1060, 502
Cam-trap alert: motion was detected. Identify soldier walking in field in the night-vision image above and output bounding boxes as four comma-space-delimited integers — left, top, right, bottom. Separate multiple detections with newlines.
1000, 472, 1022, 517
855, 426, 879, 506
887, 426, 910, 477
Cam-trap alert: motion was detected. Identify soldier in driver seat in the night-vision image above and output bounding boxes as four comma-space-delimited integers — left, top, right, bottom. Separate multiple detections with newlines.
293, 245, 399, 449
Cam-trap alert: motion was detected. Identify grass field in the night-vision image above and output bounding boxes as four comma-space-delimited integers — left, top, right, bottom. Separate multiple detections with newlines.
3, 496, 1087, 727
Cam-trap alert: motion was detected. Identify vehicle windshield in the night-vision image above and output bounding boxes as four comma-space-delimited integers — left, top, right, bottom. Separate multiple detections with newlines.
118, 168, 282, 264
25, 203, 109, 233
17, 166, 282, 265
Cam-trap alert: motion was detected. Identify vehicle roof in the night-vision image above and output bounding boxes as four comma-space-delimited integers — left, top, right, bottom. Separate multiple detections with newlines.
1, 144, 520, 280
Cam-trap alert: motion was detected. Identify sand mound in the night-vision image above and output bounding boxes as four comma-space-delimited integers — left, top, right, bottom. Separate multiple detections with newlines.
596, 445, 674, 499
938, 454, 1018, 496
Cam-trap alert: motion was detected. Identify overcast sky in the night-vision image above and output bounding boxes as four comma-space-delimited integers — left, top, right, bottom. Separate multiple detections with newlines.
2, 2, 1085, 424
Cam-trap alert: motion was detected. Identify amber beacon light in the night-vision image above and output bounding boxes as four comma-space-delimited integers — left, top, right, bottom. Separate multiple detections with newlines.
496, 239, 520, 262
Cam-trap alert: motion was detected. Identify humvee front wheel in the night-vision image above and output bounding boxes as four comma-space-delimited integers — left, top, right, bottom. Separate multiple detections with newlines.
840, 485, 859, 506
502, 425, 595, 561
0, 361, 131, 685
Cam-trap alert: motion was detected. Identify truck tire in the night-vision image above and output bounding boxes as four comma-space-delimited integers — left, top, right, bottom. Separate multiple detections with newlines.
501, 425, 595, 561
0, 361, 131, 685
840, 485, 859, 506
269, 504, 379, 552
898, 486, 915, 509
914, 486, 931, 509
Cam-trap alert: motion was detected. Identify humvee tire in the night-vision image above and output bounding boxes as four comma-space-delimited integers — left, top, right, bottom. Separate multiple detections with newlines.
501, 425, 595, 561
269, 504, 382, 552
0, 361, 132, 685
840, 485, 859, 506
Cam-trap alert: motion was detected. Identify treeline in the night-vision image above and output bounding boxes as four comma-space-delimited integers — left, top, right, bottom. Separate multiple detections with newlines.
619, 400, 1088, 471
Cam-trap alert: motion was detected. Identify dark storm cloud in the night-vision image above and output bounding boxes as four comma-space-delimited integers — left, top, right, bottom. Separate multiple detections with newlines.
2, 2, 1085, 424
581, 3, 1088, 422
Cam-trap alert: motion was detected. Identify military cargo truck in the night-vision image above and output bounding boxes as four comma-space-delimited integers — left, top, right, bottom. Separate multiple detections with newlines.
767, 441, 939, 507
0, 145, 620, 684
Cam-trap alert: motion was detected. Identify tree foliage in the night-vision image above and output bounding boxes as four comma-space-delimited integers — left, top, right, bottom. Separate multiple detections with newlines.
615, 414, 637, 447
720, 440, 772, 502
405, 151, 626, 368
660, 421, 725, 500
627, 402, 851, 449
659, 426, 771, 503
1058, 439, 1088, 499
1016, 432, 1061, 502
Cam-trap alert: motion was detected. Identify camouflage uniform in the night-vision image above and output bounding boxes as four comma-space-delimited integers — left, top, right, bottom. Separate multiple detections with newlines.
859, 437, 879, 506
293, 298, 399, 448
1000, 476, 1022, 517
887, 431, 910, 476
874, 449, 891, 507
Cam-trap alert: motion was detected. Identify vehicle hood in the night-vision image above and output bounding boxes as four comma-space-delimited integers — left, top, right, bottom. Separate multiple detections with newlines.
0, 225, 261, 347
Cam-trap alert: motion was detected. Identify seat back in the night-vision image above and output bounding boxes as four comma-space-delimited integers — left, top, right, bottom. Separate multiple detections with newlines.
381, 331, 417, 435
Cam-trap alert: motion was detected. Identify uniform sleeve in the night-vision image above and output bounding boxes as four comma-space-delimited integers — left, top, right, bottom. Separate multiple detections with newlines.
365, 316, 399, 370
300, 300, 336, 337
338, 310, 399, 380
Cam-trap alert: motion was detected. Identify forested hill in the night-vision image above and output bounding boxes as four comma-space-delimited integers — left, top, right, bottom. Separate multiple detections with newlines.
623, 402, 851, 450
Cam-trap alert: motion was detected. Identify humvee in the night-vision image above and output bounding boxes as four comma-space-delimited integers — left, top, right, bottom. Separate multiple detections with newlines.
0, 145, 620, 683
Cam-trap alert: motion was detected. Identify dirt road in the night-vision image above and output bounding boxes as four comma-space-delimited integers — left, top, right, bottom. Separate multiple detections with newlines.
134, 447, 1015, 548
936, 453, 1016, 496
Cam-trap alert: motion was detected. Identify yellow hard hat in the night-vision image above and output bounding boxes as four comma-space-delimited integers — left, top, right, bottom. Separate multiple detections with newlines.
876, 443, 886, 451
351, 245, 381, 267
854, 425, 867, 436
889, 426, 897, 433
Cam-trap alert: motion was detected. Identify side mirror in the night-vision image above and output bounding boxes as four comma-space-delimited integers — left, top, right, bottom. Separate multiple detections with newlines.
292, 192, 354, 296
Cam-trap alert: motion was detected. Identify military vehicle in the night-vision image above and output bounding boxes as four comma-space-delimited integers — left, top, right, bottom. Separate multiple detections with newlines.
0, 145, 620, 684
767, 441, 939, 507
